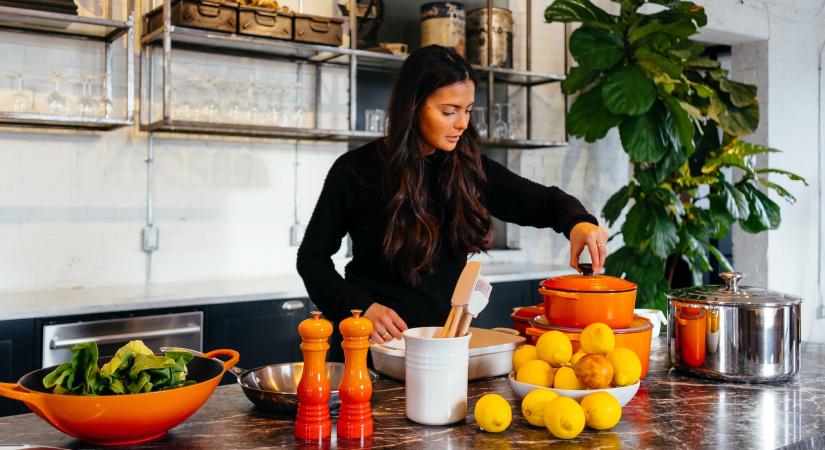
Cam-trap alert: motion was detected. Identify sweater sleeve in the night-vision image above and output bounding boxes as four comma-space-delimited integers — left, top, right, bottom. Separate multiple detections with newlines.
482, 156, 599, 238
296, 161, 375, 324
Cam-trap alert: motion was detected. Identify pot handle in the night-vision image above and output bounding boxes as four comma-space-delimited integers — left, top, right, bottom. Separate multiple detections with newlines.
203, 349, 240, 374
537, 288, 579, 299
0, 382, 32, 402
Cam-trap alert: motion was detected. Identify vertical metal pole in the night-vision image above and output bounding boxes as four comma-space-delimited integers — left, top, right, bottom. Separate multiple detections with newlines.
162, 0, 172, 122
125, 0, 135, 123
348, 0, 357, 132
526, 0, 532, 141
105, 41, 114, 117
563, 22, 569, 143
314, 65, 322, 129
486, 0, 494, 141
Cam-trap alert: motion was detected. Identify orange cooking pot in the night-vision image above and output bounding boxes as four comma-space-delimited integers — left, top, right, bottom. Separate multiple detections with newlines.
0, 349, 239, 446
539, 274, 637, 329
526, 316, 653, 378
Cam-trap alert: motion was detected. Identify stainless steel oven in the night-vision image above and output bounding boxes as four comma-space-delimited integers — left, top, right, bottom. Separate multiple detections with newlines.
42, 311, 203, 367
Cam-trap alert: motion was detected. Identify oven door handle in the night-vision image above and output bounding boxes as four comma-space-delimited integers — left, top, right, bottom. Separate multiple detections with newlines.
50, 325, 202, 350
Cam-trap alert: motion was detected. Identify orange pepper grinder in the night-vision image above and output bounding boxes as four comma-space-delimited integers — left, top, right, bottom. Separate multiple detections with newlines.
295, 311, 333, 441
337, 309, 374, 440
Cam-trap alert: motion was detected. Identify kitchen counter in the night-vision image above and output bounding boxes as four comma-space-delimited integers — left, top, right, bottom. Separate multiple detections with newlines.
0, 260, 567, 321
2, 338, 824, 449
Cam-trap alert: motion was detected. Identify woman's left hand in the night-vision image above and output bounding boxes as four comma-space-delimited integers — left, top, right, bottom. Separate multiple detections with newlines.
569, 222, 610, 273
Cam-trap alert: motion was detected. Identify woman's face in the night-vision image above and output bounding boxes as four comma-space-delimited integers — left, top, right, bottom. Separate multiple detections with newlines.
417, 80, 475, 154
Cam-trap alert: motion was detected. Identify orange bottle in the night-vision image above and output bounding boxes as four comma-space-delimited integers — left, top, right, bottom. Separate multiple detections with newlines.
337, 309, 374, 440
295, 311, 333, 441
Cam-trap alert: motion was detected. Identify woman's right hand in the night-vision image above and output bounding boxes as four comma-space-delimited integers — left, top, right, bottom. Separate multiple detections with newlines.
364, 302, 408, 344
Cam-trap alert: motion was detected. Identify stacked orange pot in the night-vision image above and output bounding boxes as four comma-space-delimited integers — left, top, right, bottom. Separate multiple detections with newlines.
526, 274, 653, 378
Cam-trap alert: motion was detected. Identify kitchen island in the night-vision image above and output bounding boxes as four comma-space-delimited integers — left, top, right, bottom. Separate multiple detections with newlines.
2, 338, 823, 449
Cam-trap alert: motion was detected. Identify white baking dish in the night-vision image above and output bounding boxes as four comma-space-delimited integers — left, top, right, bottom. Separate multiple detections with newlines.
369, 327, 525, 381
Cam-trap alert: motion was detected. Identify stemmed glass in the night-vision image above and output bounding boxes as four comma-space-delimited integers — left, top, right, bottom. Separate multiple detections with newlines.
473, 106, 488, 138
247, 77, 266, 126
46, 70, 69, 115
200, 75, 219, 122
8, 70, 28, 113
226, 79, 245, 124
97, 73, 113, 119
268, 81, 282, 127
493, 103, 508, 140
78, 75, 97, 117
509, 105, 522, 140
293, 83, 306, 128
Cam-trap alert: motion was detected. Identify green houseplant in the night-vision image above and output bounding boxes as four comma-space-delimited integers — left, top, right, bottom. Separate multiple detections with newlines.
545, 0, 807, 311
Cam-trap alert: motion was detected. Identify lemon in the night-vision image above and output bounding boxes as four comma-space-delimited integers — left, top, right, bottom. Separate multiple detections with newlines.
516, 359, 555, 387
607, 347, 642, 386
536, 330, 572, 367
544, 396, 585, 439
513, 344, 538, 371
580, 323, 615, 355
580, 391, 622, 430
521, 388, 558, 427
474, 393, 512, 432
570, 351, 587, 366
553, 366, 586, 390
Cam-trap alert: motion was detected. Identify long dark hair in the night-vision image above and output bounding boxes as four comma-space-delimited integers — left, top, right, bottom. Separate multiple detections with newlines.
381, 45, 492, 284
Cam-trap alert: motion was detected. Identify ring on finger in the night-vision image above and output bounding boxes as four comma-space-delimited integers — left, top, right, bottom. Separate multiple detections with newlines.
597, 242, 607, 247
381, 331, 391, 339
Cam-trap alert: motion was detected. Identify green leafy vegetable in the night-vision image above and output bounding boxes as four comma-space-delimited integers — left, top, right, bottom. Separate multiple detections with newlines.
43, 340, 197, 396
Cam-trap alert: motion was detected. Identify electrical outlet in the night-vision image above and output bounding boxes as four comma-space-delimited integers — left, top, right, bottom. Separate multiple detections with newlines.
142, 225, 160, 252
290, 223, 305, 247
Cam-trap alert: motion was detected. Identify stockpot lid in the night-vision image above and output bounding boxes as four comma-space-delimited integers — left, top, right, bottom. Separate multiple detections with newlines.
667, 272, 802, 307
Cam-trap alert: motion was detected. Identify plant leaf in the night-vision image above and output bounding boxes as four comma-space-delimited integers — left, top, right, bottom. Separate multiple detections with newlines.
602, 184, 634, 225
650, 210, 680, 257
719, 78, 757, 107
755, 168, 809, 184
757, 178, 797, 204
661, 94, 695, 155
545, 0, 615, 24
569, 27, 624, 70
621, 200, 653, 249
619, 104, 669, 163
738, 183, 781, 231
562, 66, 601, 94
636, 48, 683, 79
568, 87, 624, 142
718, 181, 750, 220
701, 240, 733, 272
710, 94, 760, 135
602, 66, 657, 116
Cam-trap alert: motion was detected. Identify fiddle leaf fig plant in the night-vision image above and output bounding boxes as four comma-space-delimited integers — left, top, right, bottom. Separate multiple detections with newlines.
546, 0, 807, 311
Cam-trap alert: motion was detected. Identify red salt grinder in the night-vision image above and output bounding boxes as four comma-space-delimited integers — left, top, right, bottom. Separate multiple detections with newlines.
295, 311, 333, 441
337, 309, 374, 440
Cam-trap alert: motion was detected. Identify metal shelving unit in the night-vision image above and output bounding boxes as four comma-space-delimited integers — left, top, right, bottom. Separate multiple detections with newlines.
139, 0, 565, 148
0, 3, 136, 130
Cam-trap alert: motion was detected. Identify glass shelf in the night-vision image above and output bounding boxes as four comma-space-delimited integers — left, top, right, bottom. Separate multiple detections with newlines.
140, 119, 567, 149
0, 112, 132, 130
0, 6, 131, 42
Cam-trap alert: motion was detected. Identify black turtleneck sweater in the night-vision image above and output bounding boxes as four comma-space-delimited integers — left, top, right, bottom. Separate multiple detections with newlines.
296, 139, 598, 328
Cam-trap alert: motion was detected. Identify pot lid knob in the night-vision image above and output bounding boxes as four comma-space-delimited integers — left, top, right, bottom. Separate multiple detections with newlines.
719, 272, 745, 293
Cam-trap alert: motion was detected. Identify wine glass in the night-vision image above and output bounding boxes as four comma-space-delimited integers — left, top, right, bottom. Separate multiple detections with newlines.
8, 70, 28, 113
78, 75, 97, 117
473, 106, 487, 138
268, 81, 282, 127
200, 75, 219, 122
493, 103, 508, 140
46, 70, 69, 115
293, 83, 306, 128
97, 73, 113, 119
226, 79, 245, 124
508, 105, 522, 140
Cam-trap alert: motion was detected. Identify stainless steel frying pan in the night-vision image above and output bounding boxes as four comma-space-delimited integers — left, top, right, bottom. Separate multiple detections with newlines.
161, 347, 379, 413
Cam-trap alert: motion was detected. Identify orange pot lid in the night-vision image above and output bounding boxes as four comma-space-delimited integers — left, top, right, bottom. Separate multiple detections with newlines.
539, 274, 636, 293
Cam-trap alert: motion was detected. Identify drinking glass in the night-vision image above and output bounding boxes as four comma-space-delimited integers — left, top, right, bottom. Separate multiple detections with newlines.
365, 108, 386, 134
8, 70, 28, 113
201, 75, 219, 122
269, 81, 283, 127
97, 73, 113, 119
78, 75, 97, 117
493, 103, 508, 140
508, 105, 522, 140
46, 70, 69, 115
293, 84, 306, 128
473, 106, 487, 138
226, 79, 245, 124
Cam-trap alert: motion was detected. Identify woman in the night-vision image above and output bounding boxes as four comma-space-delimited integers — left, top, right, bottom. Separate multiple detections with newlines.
297, 45, 608, 358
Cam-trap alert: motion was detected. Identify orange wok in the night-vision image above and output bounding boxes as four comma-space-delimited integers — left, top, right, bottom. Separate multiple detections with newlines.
0, 349, 239, 446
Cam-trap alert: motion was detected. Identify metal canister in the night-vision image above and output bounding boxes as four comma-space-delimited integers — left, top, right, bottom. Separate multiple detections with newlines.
466, 7, 513, 68
667, 271, 802, 383
420, 2, 466, 56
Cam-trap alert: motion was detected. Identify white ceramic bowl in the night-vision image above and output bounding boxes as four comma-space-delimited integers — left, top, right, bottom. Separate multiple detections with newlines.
507, 371, 640, 407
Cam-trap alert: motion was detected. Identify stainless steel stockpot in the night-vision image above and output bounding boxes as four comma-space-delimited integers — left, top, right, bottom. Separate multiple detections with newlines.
667, 272, 802, 383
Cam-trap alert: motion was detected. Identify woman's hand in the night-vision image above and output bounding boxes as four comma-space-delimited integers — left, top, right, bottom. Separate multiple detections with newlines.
363, 302, 409, 344
569, 222, 610, 273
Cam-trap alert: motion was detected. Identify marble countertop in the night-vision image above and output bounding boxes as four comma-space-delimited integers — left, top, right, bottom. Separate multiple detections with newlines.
1, 338, 823, 449
0, 260, 567, 321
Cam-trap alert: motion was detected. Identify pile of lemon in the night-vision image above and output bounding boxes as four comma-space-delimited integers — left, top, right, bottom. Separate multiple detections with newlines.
472, 323, 642, 439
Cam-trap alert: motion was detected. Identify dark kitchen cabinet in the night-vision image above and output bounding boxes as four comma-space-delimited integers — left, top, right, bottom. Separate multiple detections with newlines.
207, 298, 308, 384
0, 319, 35, 416
473, 280, 542, 329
